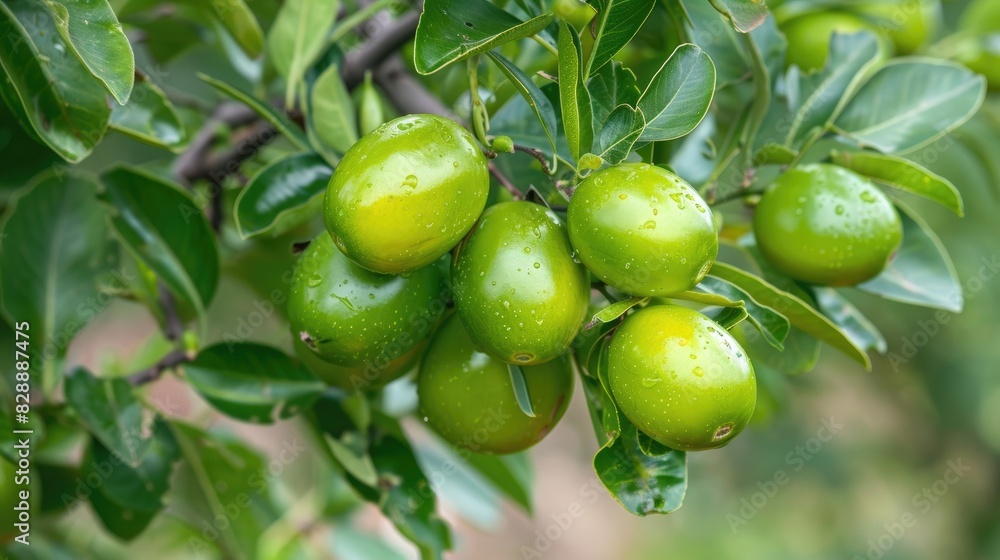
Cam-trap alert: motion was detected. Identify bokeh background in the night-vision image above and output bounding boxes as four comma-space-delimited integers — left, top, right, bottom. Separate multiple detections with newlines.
3, 0, 1000, 559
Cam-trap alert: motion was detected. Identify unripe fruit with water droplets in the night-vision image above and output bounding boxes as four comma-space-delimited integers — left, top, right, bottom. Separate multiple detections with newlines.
288, 234, 447, 366
293, 335, 423, 390
454, 201, 589, 365
418, 314, 574, 454
608, 305, 756, 451
568, 163, 718, 297
324, 114, 489, 274
753, 163, 902, 286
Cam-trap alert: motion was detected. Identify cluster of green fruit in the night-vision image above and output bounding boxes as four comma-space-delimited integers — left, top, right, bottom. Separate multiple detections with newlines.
288, 113, 903, 455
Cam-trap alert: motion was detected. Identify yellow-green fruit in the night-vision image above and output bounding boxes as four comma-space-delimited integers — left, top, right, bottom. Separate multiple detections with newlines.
418, 314, 574, 454
454, 201, 589, 365
864, 0, 935, 55
288, 234, 447, 366
324, 114, 489, 273
568, 163, 718, 297
608, 305, 756, 451
958, 0, 1000, 89
553, 0, 595, 29
753, 164, 902, 286
292, 336, 422, 390
782, 12, 878, 71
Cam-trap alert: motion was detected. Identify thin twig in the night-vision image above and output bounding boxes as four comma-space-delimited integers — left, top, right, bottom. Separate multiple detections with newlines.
513, 144, 553, 175
489, 162, 524, 199
129, 349, 190, 387
373, 55, 459, 120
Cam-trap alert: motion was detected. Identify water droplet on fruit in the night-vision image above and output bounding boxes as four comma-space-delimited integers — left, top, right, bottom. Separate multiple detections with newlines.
306, 276, 322, 288
693, 366, 704, 377
860, 191, 877, 203
641, 377, 661, 387
533, 262, 541, 269
618, 193, 628, 200
835, 205, 845, 215
402, 174, 418, 188
524, 247, 531, 253
641, 220, 656, 230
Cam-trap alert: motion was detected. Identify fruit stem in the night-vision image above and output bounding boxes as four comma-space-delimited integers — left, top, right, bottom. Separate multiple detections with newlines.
531, 34, 559, 58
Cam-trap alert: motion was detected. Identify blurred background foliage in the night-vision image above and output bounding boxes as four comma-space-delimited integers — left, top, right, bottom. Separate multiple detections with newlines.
1, 0, 999, 558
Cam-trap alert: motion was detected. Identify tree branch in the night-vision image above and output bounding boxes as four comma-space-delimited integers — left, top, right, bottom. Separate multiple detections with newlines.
373, 55, 458, 120
489, 162, 524, 199
129, 349, 190, 387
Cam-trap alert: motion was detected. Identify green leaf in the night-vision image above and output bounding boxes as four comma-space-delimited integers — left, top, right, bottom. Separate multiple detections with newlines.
709, 262, 872, 369
584, 0, 656, 78
636, 44, 716, 142
414, 0, 554, 75
812, 287, 886, 353
0, 173, 113, 394
507, 364, 536, 418
785, 32, 881, 147
44, 0, 135, 105
459, 452, 533, 513
596, 105, 645, 165
99, 165, 220, 320
184, 343, 324, 423
208, 0, 265, 58
486, 51, 558, 167
558, 21, 594, 162
199, 73, 310, 151
705, 305, 749, 329
65, 368, 148, 467
109, 77, 188, 151
87, 417, 180, 512
87, 482, 158, 540
326, 431, 379, 487
697, 275, 790, 350
490, 82, 572, 165
753, 143, 797, 166
267, 0, 337, 107
310, 64, 358, 155
587, 61, 640, 128
0, 1, 110, 162
834, 59, 986, 154
857, 203, 962, 312
594, 418, 687, 516
170, 422, 279, 560
742, 324, 820, 375
830, 150, 964, 217
363, 414, 452, 560
235, 153, 333, 238
707, 0, 769, 32
585, 296, 648, 330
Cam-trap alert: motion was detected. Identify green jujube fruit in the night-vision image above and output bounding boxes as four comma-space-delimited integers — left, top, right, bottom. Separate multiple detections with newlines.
454, 201, 589, 365
781, 12, 879, 71
292, 336, 423, 390
323, 114, 489, 273
608, 305, 756, 451
418, 314, 574, 454
288, 234, 447, 367
753, 164, 903, 286
568, 163, 718, 297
